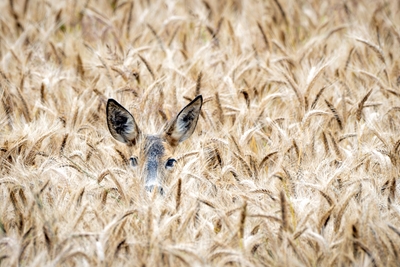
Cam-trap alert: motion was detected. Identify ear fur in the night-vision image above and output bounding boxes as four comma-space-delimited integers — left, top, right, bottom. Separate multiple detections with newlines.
164, 95, 203, 146
106, 99, 141, 145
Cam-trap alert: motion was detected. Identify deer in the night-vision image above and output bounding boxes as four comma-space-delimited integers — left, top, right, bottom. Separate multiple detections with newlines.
106, 95, 203, 194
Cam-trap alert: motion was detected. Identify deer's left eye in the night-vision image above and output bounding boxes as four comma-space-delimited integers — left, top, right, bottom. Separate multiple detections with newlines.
165, 158, 177, 169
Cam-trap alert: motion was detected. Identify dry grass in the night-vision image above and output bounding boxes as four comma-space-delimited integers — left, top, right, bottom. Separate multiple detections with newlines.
1, 0, 400, 266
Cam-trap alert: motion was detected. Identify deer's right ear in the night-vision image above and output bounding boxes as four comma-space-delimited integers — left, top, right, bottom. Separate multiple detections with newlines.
107, 99, 141, 145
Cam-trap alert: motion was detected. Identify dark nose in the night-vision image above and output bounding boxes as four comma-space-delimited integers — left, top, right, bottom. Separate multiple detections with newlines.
145, 185, 164, 195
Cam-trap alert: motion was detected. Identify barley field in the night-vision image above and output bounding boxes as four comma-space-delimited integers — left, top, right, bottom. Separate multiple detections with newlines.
1, 0, 400, 266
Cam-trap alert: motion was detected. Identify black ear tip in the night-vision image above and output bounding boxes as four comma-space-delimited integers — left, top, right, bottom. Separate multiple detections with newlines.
107, 98, 116, 105
194, 95, 203, 103
107, 99, 123, 110
107, 99, 113, 108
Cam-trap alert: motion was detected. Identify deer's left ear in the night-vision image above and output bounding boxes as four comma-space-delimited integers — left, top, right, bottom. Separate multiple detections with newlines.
164, 95, 203, 146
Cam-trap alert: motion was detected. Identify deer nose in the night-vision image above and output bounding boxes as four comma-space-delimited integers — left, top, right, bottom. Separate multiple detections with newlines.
145, 184, 164, 195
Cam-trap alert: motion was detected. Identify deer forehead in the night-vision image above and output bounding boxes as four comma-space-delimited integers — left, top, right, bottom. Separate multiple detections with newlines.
141, 135, 174, 160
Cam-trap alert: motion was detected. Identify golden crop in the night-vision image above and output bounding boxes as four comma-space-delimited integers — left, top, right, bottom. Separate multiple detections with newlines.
1, 0, 400, 266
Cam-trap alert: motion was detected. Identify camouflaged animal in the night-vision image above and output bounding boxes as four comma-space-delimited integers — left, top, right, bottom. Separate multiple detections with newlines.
106, 96, 203, 194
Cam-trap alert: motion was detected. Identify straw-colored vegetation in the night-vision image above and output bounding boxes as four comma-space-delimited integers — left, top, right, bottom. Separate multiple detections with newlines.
1, 0, 400, 266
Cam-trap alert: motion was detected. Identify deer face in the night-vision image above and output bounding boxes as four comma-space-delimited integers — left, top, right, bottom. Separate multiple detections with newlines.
106, 96, 203, 194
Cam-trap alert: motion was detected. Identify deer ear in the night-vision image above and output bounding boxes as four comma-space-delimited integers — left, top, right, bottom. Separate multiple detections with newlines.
164, 95, 203, 146
107, 99, 141, 145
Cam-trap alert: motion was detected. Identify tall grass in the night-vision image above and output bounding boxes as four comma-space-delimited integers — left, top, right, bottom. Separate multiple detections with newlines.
1, 0, 400, 266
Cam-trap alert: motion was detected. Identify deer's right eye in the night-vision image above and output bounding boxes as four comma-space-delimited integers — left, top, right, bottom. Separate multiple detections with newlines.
130, 156, 138, 167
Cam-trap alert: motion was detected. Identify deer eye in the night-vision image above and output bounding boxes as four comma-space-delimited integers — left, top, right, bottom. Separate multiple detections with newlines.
165, 158, 176, 169
130, 156, 138, 167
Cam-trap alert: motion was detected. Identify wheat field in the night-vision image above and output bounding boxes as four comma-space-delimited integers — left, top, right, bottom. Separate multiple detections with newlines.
1, 0, 400, 266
